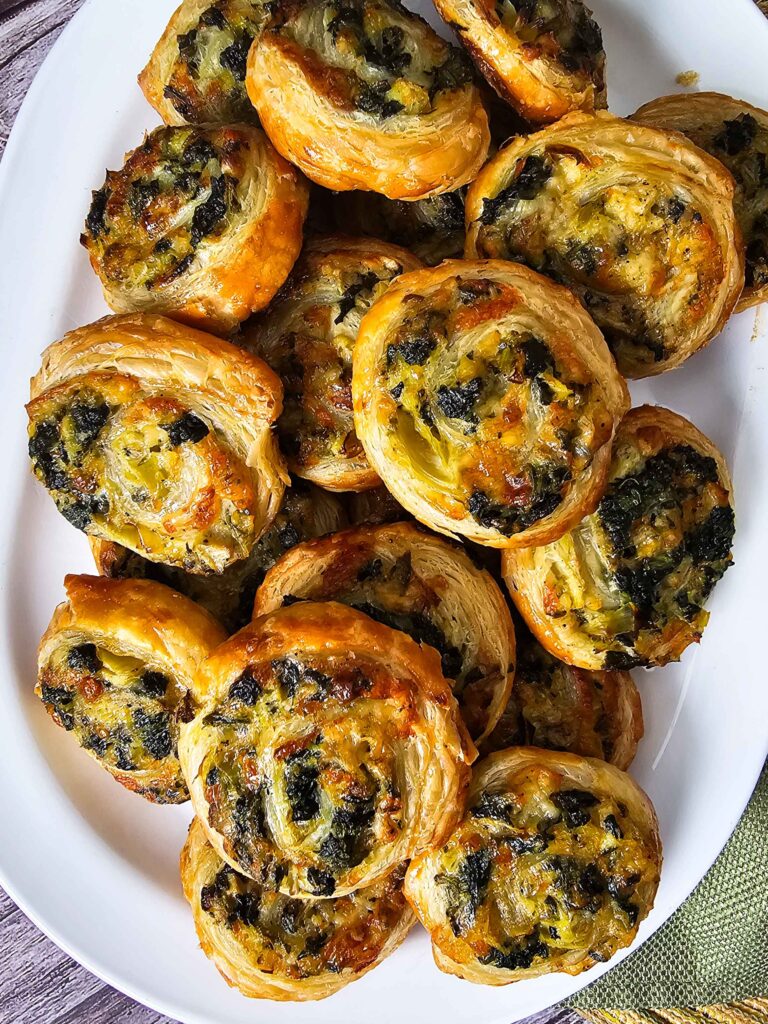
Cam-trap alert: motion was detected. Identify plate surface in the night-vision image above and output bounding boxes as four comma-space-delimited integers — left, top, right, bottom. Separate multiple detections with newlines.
0, 1, 767, 1021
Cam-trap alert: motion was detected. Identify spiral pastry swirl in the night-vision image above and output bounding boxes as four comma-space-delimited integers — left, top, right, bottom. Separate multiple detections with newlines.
352, 259, 629, 548
503, 406, 735, 669
180, 819, 415, 1000
240, 236, 422, 491
81, 124, 308, 334
179, 601, 475, 897
27, 314, 287, 575
465, 111, 745, 377
255, 521, 515, 743
139, 0, 272, 126
37, 576, 226, 803
405, 748, 661, 984
246, 0, 490, 198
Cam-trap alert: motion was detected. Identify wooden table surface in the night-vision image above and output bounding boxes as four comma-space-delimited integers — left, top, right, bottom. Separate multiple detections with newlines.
0, 1, 763, 1023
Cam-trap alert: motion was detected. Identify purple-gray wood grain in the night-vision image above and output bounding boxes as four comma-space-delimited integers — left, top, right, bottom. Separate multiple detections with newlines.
0, 1, 585, 1020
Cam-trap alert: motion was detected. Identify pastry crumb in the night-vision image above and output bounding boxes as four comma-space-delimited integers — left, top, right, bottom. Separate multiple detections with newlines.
675, 70, 700, 87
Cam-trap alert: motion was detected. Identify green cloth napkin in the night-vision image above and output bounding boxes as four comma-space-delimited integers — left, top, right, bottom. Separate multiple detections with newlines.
564, 761, 768, 1009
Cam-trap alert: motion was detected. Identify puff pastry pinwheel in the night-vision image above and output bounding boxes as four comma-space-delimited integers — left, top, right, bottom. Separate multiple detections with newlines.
633, 92, 768, 311
80, 124, 308, 334
254, 522, 516, 743
240, 236, 421, 491
245, 0, 490, 199
434, 0, 606, 124
465, 111, 745, 378
405, 747, 661, 984
328, 190, 467, 266
180, 819, 414, 1000
504, 406, 735, 670
480, 620, 642, 769
179, 601, 475, 897
27, 313, 287, 575
90, 482, 345, 634
352, 259, 629, 549
139, 0, 270, 126
36, 575, 226, 803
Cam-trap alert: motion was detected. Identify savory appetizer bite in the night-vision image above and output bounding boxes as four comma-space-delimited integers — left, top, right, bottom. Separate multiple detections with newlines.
405, 747, 662, 984
179, 602, 475, 897
240, 237, 421, 491
139, 0, 271, 125
245, 0, 490, 198
326, 190, 467, 266
352, 259, 629, 549
80, 124, 308, 334
465, 111, 745, 377
633, 92, 768, 310
504, 406, 735, 669
27, 314, 287, 575
434, 0, 606, 123
90, 483, 345, 634
181, 819, 414, 1000
37, 576, 226, 803
254, 521, 516, 743
480, 619, 642, 769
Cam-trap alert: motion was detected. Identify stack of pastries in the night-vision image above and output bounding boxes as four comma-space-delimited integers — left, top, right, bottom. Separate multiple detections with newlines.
29, 0, 761, 1001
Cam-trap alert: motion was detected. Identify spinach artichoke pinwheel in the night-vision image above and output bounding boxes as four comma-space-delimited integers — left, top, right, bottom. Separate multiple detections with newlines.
181, 819, 415, 1000
37, 575, 226, 803
633, 92, 768, 311
27, 314, 287, 575
504, 406, 735, 669
405, 747, 661, 984
352, 259, 629, 549
139, 0, 272, 126
81, 124, 308, 334
179, 601, 475, 897
255, 521, 516, 742
240, 236, 422, 491
245, 0, 490, 198
465, 111, 745, 377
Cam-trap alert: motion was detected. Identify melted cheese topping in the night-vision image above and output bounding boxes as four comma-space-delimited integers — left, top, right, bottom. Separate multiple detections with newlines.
381, 275, 613, 537
38, 640, 189, 802
472, 148, 724, 374
426, 766, 657, 972
162, 1, 271, 123
27, 373, 258, 573
81, 126, 257, 292
531, 424, 734, 667
271, 0, 472, 119
492, 0, 604, 86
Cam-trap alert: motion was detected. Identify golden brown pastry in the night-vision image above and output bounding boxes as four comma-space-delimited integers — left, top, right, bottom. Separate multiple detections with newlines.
324, 190, 467, 266
27, 314, 287, 575
138, 0, 271, 126
434, 0, 606, 123
179, 601, 475, 896
180, 819, 414, 1000
405, 747, 661, 984
90, 482, 345, 634
254, 522, 516, 743
504, 406, 735, 669
240, 237, 421, 490
465, 111, 745, 377
36, 575, 226, 803
80, 124, 308, 334
632, 92, 768, 311
480, 619, 642, 769
352, 259, 629, 549
245, 0, 490, 199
